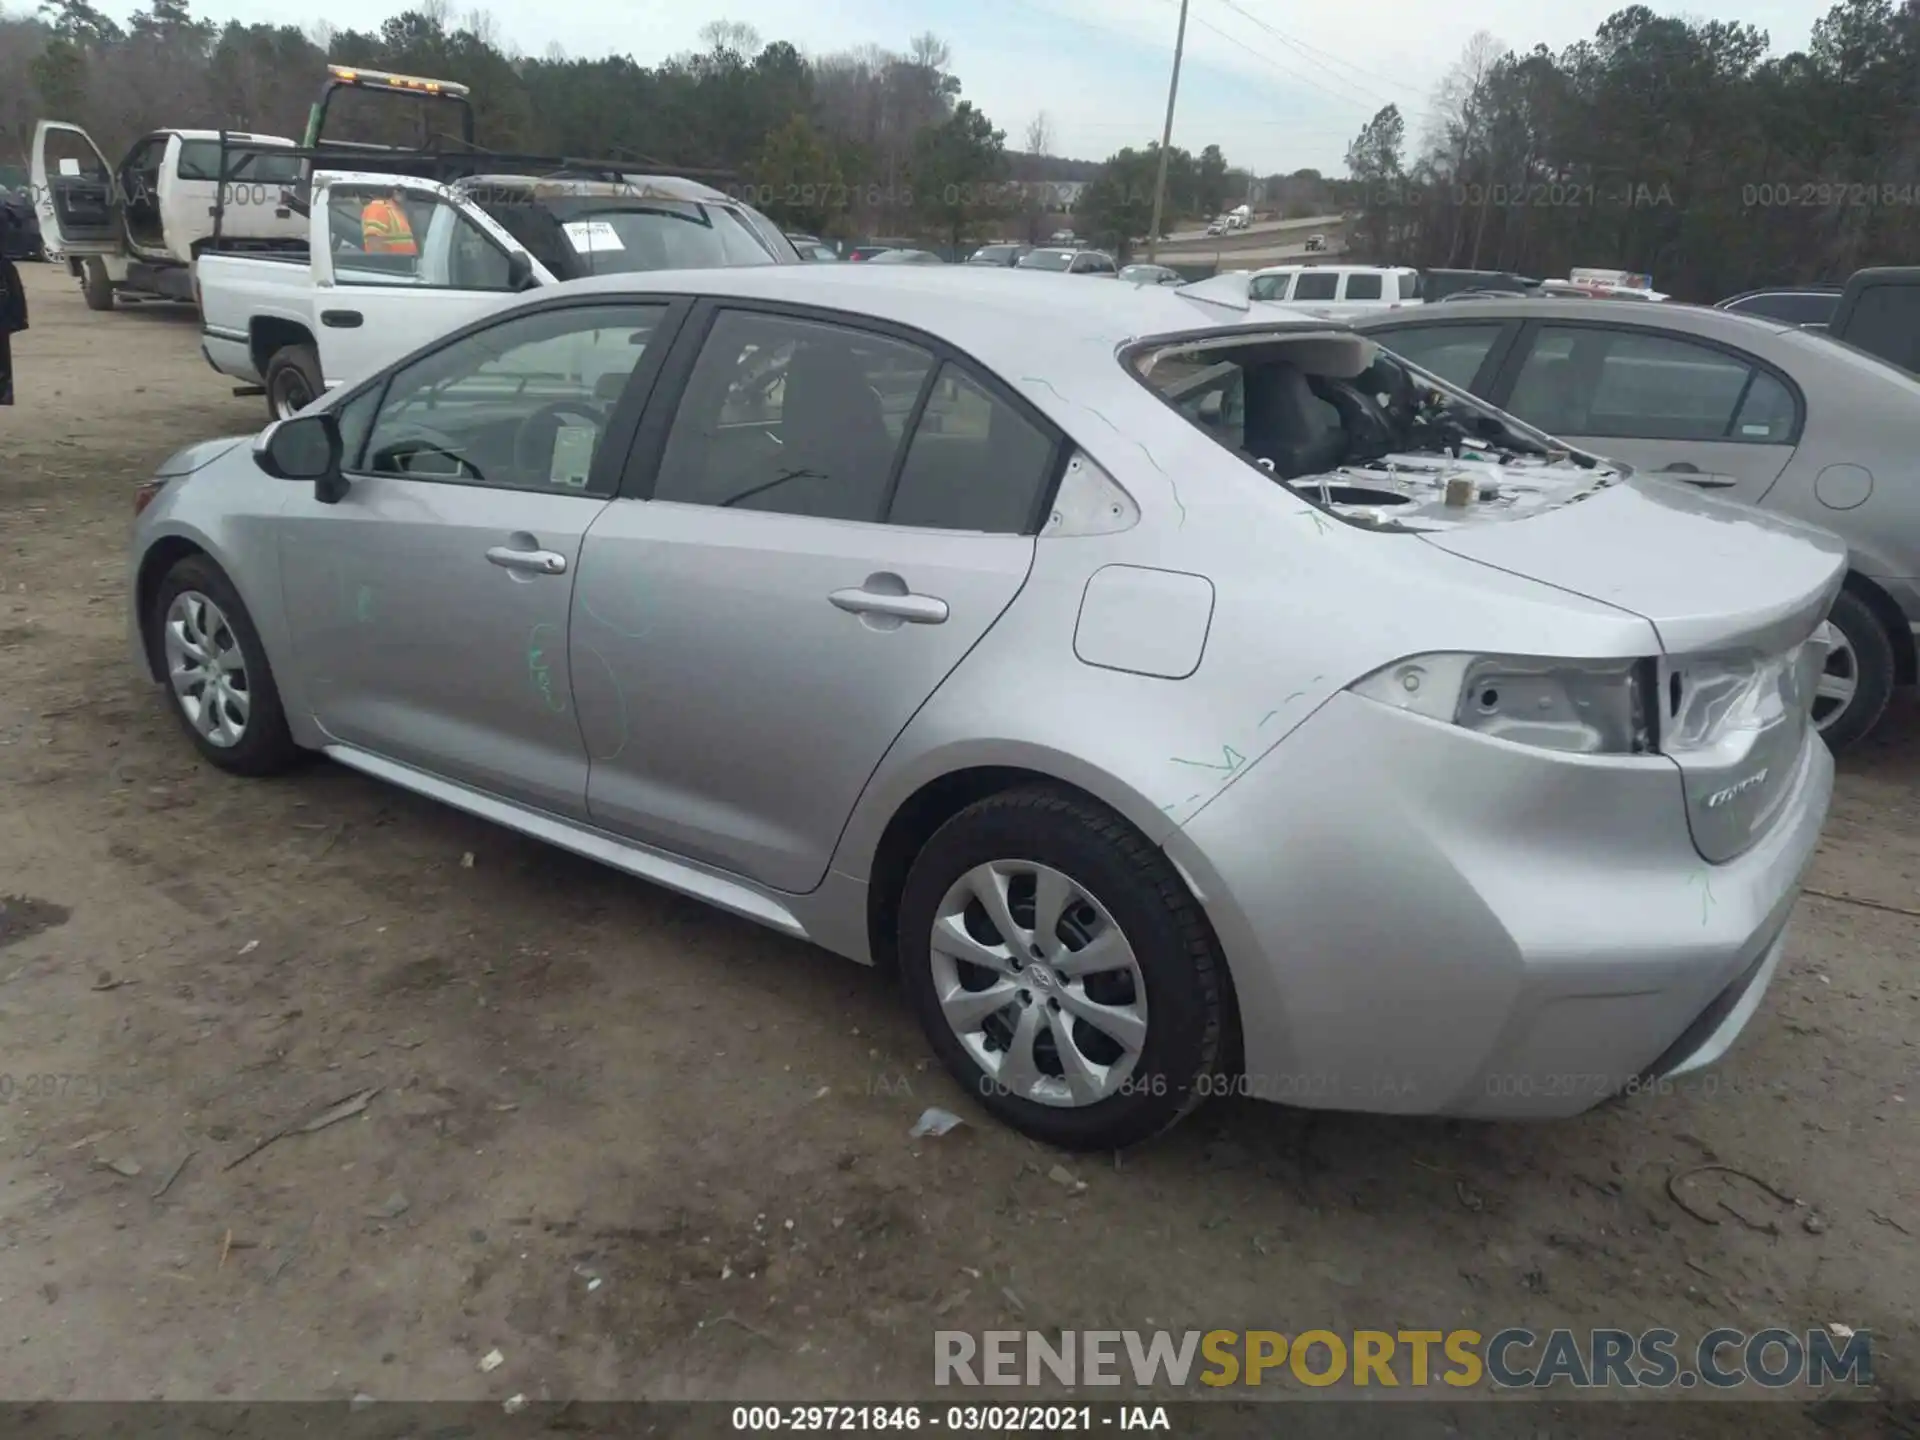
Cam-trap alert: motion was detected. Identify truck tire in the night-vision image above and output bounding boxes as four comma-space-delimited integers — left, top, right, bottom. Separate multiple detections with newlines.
82, 257, 115, 311
264, 344, 323, 423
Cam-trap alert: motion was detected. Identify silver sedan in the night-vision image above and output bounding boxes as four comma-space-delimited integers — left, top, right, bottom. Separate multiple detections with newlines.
1347, 297, 1920, 749
128, 266, 1839, 1150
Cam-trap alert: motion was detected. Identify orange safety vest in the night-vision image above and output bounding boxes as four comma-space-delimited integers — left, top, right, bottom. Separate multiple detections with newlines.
361, 197, 418, 256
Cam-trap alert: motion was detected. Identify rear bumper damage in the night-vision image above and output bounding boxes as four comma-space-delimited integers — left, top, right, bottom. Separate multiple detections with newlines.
1165, 691, 1832, 1118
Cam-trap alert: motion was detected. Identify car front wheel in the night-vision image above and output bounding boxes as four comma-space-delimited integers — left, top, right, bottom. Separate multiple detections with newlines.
897, 786, 1226, 1150
151, 553, 299, 776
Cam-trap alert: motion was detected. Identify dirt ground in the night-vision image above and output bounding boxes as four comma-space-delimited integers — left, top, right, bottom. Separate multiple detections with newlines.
0, 262, 1915, 1428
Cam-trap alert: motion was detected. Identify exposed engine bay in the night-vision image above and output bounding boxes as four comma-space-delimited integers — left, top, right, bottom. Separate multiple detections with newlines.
1134, 330, 1627, 531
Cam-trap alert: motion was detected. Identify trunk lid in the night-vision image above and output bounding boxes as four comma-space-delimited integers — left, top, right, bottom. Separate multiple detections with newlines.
1423, 473, 1845, 863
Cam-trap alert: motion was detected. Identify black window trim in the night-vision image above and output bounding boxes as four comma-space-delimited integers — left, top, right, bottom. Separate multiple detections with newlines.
614, 295, 1073, 537
1483, 318, 1807, 447
1356, 316, 1523, 395
331, 292, 696, 498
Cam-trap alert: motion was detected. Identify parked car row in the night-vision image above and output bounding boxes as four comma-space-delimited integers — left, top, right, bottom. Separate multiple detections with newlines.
128, 263, 1843, 1151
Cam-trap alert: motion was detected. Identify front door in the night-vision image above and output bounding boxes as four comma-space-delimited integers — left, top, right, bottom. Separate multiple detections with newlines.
276, 299, 678, 817
308, 171, 553, 392
573, 305, 1064, 893
1496, 323, 1799, 504
29, 121, 122, 258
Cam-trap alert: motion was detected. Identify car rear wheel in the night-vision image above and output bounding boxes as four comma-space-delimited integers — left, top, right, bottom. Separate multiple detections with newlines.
897, 786, 1225, 1150
265, 344, 323, 423
1814, 588, 1894, 752
151, 554, 299, 777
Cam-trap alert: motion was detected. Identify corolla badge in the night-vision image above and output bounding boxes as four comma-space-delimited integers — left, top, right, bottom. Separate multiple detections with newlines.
1705, 769, 1769, 809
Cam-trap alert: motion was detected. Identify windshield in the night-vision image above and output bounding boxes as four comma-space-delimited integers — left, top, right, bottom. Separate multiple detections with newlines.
1020, 250, 1073, 271
478, 196, 779, 279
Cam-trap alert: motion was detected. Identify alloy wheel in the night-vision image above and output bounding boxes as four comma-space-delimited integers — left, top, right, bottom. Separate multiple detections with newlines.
164, 590, 250, 748
928, 860, 1148, 1108
1812, 630, 1857, 734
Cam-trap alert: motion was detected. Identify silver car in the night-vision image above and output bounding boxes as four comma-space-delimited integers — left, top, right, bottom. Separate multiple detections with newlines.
128, 267, 1840, 1150
1347, 297, 1920, 749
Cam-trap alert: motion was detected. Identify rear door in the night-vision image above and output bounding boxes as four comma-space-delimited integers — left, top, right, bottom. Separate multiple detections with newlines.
1488, 321, 1800, 503
309, 171, 554, 390
29, 121, 122, 258
572, 302, 1065, 892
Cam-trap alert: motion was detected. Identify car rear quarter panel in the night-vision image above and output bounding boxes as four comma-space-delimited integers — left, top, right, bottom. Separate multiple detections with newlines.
830, 363, 1662, 876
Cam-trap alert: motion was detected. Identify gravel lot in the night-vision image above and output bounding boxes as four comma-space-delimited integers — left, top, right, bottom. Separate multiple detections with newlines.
0, 262, 1914, 1429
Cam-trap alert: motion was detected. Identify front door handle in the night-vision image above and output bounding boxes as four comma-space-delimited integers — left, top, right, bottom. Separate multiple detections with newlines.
1660, 461, 1701, 473
486, 546, 568, 576
829, 586, 948, 624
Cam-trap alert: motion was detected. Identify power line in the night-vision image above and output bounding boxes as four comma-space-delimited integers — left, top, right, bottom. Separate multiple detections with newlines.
1211, 0, 1432, 100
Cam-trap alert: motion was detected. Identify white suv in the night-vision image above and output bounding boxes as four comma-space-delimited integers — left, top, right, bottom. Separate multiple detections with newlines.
1247, 264, 1422, 310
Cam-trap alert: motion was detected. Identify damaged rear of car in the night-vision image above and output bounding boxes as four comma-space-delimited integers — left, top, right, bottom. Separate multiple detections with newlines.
1124, 321, 1841, 1118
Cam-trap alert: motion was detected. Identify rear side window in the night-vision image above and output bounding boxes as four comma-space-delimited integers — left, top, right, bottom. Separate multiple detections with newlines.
1507, 326, 1789, 441
1729, 291, 1839, 326
176, 141, 304, 184
888, 364, 1057, 533
1343, 273, 1383, 300
1293, 272, 1338, 300
1370, 323, 1503, 389
650, 310, 933, 520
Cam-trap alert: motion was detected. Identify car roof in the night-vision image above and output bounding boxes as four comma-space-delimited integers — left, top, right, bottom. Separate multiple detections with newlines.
457, 173, 735, 205
519, 265, 1353, 370
1347, 295, 1800, 338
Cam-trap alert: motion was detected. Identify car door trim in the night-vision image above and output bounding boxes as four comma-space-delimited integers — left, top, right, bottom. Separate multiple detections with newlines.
323, 741, 809, 938
612, 295, 1074, 535
1483, 317, 1808, 447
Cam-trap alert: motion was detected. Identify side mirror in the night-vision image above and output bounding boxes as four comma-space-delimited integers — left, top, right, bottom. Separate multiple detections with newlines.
506, 250, 536, 292
253, 413, 347, 504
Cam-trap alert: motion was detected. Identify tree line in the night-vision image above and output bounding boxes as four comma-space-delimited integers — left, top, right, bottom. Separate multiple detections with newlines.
3, 0, 1912, 285
0, 0, 1261, 250
1344, 1, 1920, 300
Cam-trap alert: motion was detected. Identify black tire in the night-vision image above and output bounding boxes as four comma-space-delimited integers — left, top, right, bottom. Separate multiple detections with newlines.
1817, 587, 1895, 753
264, 343, 323, 423
81, 256, 114, 311
150, 553, 300, 777
896, 786, 1225, 1151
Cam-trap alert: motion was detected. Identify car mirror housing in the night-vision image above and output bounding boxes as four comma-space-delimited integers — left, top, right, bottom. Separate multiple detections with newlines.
253, 413, 347, 502
507, 250, 536, 291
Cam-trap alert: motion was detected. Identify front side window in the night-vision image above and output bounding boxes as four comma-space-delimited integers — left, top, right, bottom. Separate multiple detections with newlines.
1248, 273, 1290, 301
1292, 272, 1339, 301
650, 310, 934, 521
357, 303, 668, 493
326, 183, 518, 291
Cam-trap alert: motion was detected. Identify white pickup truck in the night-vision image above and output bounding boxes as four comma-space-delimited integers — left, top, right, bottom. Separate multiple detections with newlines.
197, 168, 799, 420
30, 121, 305, 308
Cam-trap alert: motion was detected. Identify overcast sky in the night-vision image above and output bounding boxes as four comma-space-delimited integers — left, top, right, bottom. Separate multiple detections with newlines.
158, 0, 1842, 174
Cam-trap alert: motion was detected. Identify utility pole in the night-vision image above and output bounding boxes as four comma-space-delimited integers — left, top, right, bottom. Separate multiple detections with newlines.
1146, 0, 1190, 264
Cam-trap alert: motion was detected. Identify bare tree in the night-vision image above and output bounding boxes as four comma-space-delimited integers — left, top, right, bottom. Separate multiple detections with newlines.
699, 19, 760, 56
1424, 30, 1505, 265
1024, 110, 1051, 157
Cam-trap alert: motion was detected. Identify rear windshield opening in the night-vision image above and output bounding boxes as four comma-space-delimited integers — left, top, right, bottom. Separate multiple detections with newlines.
1128, 331, 1601, 528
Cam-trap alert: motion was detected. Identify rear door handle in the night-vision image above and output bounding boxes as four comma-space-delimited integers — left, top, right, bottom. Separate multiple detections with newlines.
1659, 462, 1701, 473
486, 546, 568, 576
829, 587, 948, 624
321, 309, 363, 328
